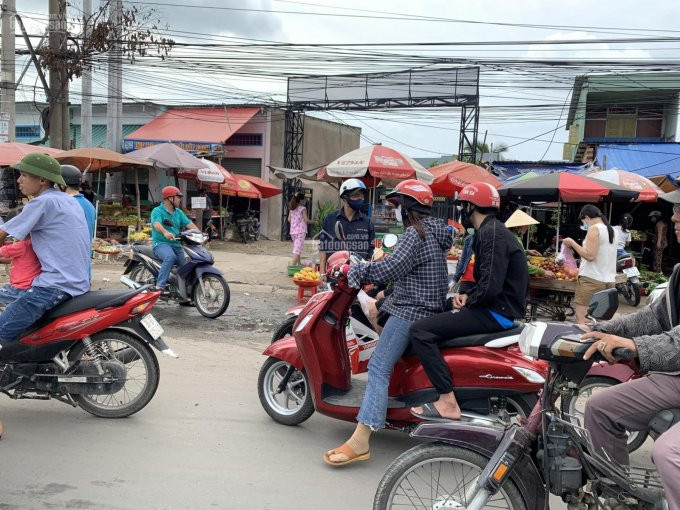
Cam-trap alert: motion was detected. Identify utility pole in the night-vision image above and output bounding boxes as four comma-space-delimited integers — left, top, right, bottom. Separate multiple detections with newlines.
48, 0, 68, 149
81, 0, 92, 148
0, 0, 16, 143
105, 0, 123, 197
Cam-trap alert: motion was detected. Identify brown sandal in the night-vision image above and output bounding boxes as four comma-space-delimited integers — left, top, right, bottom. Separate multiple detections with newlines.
323, 442, 370, 467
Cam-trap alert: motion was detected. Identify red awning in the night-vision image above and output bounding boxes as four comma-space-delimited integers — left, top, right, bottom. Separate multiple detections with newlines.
124, 108, 260, 151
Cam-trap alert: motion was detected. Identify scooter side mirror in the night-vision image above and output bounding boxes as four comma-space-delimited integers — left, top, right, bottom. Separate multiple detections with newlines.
587, 288, 619, 321
335, 221, 346, 242
382, 234, 398, 249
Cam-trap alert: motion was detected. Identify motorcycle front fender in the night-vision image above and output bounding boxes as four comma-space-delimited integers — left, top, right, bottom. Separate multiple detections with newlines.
262, 336, 303, 370
586, 360, 637, 382
411, 422, 545, 510
195, 265, 223, 278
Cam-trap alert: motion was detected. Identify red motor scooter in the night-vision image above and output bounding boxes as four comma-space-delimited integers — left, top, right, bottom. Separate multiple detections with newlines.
257, 250, 548, 429
0, 277, 177, 418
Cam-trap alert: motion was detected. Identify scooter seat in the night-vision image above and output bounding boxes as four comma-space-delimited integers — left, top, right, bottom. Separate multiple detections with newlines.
403, 322, 524, 356
42, 288, 147, 321
649, 408, 680, 436
134, 245, 159, 261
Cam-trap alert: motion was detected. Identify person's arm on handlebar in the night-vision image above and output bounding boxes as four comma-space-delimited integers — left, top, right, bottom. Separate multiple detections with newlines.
347, 228, 418, 288
153, 221, 175, 241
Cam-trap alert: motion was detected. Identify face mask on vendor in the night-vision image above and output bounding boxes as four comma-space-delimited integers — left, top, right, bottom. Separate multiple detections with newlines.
394, 204, 403, 223
459, 204, 474, 229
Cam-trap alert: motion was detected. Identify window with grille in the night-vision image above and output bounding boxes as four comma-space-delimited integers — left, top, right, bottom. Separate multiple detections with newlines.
15, 125, 41, 138
225, 133, 262, 146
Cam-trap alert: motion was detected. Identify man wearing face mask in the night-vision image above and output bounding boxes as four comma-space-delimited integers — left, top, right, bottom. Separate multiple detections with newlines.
410, 182, 529, 421
319, 178, 375, 275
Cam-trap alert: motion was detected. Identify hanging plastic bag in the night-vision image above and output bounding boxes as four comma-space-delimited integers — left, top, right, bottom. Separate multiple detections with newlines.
557, 244, 578, 275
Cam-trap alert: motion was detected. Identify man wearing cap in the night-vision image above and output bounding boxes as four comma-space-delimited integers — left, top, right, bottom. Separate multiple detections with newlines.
151, 186, 198, 291
582, 188, 680, 510
0, 153, 91, 345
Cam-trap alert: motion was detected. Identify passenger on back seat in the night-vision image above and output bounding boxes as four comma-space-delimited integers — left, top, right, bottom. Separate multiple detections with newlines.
410, 182, 529, 421
0, 153, 91, 346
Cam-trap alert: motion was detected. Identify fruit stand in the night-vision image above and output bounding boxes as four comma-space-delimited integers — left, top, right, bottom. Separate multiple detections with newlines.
97, 204, 150, 241
525, 256, 579, 321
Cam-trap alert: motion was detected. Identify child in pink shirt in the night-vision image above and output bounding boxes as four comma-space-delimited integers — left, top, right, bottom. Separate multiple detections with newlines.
0, 237, 42, 306
288, 193, 316, 265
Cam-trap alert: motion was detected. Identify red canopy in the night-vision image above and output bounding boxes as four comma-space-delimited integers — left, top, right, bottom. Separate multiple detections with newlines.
0, 143, 63, 166
429, 161, 501, 197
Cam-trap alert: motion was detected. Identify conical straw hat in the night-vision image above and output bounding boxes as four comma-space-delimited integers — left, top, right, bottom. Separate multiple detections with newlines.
505, 209, 539, 228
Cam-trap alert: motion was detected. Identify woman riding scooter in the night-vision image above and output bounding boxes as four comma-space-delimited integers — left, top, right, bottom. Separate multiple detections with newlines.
324, 179, 452, 467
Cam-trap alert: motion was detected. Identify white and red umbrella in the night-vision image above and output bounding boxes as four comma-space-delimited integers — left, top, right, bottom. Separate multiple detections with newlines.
323, 144, 434, 185
587, 169, 663, 202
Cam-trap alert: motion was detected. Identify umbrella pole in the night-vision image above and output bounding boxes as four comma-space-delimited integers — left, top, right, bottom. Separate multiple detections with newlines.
135, 168, 142, 231
219, 187, 223, 240
94, 167, 102, 241
556, 201, 561, 254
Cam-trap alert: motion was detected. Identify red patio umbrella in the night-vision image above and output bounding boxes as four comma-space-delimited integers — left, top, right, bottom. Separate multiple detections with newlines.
234, 174, 282, 198
0, 142, 63, 166
429, 161, 501, 197
586, 169, 662, 202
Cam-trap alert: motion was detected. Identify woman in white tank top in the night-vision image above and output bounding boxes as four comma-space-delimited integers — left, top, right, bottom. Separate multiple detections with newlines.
562, 204, 617, 325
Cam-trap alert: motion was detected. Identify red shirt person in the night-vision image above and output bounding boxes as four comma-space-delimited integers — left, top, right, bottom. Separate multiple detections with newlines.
0, 238, 42, 306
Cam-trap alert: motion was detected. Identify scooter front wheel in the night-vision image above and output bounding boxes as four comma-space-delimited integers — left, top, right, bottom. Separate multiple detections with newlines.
258, 357, 314, 426
374, 443, 526, 510
193, 274, 230, 318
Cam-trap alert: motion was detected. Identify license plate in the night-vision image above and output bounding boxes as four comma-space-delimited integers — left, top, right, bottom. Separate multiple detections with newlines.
623, 267, 640, 277
141, 314, 164, 340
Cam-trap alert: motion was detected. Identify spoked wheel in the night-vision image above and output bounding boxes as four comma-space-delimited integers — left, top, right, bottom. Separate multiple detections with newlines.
374, 443, 526, 510
129, 265, 156, 286
525, 298, 575, 322
193, 274, 230, 318
561, 376, 648, 452
257, 357, 314, 426
68, 331, 160, 418
623, 281, 641, 306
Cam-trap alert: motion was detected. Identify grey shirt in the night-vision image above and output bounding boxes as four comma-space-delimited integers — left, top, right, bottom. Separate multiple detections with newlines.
1, 188, 91, 296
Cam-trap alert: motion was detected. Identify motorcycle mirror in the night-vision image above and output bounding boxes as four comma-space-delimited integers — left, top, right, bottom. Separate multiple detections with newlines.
334, 221, 346, 242
587, 288, 619, 321
162, 219, 174, 227
382, 234, 398, 249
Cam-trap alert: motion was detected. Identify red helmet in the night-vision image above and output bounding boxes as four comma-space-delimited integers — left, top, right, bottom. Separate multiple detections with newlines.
162, 186, 183, 200
458, 182, 500, 209
386, 179, 434, 211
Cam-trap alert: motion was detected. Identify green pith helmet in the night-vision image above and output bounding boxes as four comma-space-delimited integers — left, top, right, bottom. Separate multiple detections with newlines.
11, 152, 66, 187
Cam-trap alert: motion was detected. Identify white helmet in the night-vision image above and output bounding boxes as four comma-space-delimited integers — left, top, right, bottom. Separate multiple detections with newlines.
339, 178, 367, 197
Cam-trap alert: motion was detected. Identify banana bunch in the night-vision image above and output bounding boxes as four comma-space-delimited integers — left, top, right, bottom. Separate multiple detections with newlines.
128, 232, 149, 242
293, 266, 321, 282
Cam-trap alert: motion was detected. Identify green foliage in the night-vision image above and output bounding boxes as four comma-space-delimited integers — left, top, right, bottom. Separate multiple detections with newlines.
310, 200, 336, 238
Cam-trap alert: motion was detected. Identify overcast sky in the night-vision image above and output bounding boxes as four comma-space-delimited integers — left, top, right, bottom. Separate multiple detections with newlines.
14, 0, 680, 162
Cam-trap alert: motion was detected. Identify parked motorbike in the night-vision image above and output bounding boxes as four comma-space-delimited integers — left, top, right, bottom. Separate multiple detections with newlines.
235, 210, 260, 244
616, 252, 642, 306
123, 228, 230, 318
375, 288, 672, 510
0, 279, 177, 418
257, 224, 547, 428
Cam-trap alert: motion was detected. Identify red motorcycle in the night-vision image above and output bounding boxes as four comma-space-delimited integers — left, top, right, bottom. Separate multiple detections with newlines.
0, 279, 177, 418
257, 251, 548, 428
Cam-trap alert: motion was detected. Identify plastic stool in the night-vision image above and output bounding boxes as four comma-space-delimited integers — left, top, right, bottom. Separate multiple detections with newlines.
296, 283, 318, 304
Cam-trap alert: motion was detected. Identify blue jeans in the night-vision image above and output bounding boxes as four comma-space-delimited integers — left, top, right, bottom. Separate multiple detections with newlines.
356, 315, 413, 430
0, 286, 70, 344
153, 244, 187, 288
0, 284, 28, 306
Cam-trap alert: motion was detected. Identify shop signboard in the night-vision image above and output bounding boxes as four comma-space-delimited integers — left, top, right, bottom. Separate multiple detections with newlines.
123, 139, 223, 155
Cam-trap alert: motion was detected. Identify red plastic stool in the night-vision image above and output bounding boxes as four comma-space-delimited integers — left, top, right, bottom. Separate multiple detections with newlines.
295, 280, 318, 304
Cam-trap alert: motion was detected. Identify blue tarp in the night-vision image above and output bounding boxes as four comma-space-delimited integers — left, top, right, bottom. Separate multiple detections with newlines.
491, 162, 590, 183
595, 144, 680, 179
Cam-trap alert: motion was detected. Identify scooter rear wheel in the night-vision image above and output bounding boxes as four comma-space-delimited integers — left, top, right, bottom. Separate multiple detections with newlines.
374, 443, 526, 510
258, 357, 314, 426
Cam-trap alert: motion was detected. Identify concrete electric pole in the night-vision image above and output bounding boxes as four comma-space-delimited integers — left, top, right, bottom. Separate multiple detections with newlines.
105, 0, 123, 197
81, 0, 92, 148
0, 0, 16, 143
48, 0, 69, 149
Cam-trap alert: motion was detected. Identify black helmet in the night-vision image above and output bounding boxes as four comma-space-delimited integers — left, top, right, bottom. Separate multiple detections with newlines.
649, 210, 663, 219
60, 165, 83, 187
620, 213, 633, 228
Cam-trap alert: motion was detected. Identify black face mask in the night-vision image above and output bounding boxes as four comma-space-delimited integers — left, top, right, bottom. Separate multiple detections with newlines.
460, 205, 473, 229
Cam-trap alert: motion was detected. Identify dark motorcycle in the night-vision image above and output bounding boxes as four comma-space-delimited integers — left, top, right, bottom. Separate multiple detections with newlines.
375, 289, 672, 510
235, 210, 260, 244
122, 229, 230, 318
616, 252, 642, 306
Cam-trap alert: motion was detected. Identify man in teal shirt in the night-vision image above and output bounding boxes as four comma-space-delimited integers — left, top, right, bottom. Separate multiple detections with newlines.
151, 186, 198, 291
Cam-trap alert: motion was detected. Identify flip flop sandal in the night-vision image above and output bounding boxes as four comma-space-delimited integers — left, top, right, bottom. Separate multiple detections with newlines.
410, 402, 455, 423
323, 442, 370, 467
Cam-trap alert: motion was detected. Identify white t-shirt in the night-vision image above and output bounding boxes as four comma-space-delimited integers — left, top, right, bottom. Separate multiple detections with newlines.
613, 225, 632, 250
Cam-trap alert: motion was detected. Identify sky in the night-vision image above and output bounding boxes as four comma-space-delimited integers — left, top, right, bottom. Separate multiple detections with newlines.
12, 0, 680, 162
